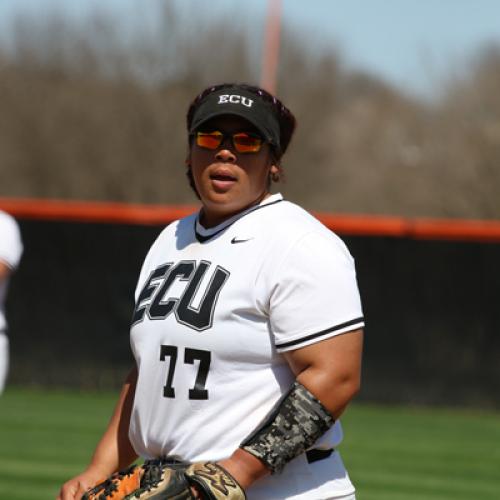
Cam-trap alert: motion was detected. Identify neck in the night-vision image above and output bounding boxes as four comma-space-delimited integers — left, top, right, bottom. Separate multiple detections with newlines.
200, 192, 271, 228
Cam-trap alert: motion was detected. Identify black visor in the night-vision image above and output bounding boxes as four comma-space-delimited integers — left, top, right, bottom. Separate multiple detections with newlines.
189, 86, 281, 150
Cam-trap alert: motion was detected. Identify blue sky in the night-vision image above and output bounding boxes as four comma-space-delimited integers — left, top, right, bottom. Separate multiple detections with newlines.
1, 0, 500, 98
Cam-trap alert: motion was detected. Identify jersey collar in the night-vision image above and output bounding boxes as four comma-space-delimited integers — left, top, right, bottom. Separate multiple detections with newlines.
195, 193, 283, 243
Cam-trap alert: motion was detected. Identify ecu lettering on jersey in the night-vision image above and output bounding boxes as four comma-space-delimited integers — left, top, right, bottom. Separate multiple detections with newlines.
132, 259, 230, 332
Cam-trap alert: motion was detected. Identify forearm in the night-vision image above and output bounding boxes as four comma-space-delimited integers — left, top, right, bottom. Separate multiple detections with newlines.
86, 367, 139, 476
220, 380, 335, 488
220, 331, 363, 489
0, 262, 11, 281
218, 448, 270, 489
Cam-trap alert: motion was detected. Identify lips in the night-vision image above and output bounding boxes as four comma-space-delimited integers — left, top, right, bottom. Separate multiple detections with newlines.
211, 173, 236, 181
209, 168, 237, 191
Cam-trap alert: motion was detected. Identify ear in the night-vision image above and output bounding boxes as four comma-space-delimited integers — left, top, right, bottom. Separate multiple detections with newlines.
269, 163, 281, 183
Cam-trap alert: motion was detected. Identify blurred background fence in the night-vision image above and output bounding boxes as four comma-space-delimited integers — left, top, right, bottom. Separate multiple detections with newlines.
1, 1, 500, 410
3, 199, 500, 408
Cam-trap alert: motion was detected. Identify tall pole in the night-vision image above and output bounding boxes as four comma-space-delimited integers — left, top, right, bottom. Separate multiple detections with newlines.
260, 0, 282, 94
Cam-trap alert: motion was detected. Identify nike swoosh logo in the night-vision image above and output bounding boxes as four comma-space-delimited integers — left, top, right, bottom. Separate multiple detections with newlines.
231, 237, 253, 244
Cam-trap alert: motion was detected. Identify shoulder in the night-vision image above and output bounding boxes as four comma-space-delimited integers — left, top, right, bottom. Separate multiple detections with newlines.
134, 212, 197, 292
154, 212, 196, 241
0, 211, 20, 234
0, 211, 23, 267
144, 212, 197, 256
259, 198, 333, 235
255, 198, 352, 260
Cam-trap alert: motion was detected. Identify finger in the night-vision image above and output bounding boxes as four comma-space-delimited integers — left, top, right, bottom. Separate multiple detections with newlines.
58, 482, 77, 500
75, 481, 91, 499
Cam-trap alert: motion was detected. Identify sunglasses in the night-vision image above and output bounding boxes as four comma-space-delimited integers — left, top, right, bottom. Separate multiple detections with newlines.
194, 130, 264, 153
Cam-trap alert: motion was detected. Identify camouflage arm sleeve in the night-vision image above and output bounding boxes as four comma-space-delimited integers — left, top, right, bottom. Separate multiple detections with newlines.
240, 381, 335, 474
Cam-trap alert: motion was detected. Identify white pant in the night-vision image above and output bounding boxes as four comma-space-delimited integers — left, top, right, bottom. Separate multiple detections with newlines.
0, 332, 9, 393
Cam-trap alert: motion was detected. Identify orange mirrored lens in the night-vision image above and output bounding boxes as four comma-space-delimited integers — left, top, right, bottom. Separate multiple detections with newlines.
196, 131, 223, 150
232, 133, 262, 153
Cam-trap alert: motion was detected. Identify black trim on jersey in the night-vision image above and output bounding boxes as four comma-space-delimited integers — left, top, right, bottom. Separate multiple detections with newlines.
275, 317, 364, 350
194, 199, 284, 243
196, 226, 226, 243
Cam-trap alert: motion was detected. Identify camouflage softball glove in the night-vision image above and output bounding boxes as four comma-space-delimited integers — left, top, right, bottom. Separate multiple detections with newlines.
82, 461, 246, 500
185, 462, 246, 500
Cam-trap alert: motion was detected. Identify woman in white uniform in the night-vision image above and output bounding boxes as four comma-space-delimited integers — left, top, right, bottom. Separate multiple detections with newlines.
0, 210, 23, 394
58, 83, 364, 500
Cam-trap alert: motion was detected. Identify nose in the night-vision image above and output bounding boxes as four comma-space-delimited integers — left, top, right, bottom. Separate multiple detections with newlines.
215, 143, 237, 163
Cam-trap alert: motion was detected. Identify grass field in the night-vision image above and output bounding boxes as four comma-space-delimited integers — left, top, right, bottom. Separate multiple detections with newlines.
0, 387, 499, 499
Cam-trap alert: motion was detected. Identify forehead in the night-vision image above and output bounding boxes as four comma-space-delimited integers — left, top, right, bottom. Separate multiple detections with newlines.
197, 114, 259, 133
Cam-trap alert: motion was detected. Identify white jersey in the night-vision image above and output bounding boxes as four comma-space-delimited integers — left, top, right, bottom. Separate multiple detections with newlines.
129, 194, 364, 499
0, 211, 23, 332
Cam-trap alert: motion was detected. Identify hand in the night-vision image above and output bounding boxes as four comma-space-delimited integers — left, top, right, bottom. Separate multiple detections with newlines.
56, 468, 106, 500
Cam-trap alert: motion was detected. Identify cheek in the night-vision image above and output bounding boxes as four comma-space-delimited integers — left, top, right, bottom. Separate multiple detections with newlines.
189, 151, 211, 177
247, 158, 272, 183
189, 148, 205, 167
242, 167, 270, 194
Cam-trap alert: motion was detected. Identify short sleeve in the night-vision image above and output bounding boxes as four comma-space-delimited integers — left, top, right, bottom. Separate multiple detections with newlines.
0, 212, 23, 269
270, 231, 364, 353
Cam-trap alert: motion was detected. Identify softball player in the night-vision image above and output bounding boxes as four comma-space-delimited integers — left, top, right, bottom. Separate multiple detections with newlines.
59, 84, 364, 500
0, 210, 23, 394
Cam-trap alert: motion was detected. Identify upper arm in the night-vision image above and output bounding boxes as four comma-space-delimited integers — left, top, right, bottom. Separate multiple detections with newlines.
267, 227, 365, 417
284, 328, 364, 378
283, 328, 364, 418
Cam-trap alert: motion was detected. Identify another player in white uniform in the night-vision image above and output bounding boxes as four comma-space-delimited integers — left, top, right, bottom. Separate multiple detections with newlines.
0, 210, 23, 394
59, 84, 364, 500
